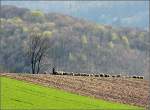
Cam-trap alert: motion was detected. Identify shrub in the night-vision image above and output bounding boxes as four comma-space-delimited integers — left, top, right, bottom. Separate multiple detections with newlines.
112, 33, 119, 41
122, 36, 129, 48
31, 11, 44, 17
108, 41, 114, 49
81, 35, 88, 45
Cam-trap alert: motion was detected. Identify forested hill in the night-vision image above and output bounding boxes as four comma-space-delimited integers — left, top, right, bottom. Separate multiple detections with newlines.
0, 5, 149, 77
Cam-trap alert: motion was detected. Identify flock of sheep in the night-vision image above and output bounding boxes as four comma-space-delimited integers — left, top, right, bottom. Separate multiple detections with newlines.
47, 70, 144, 79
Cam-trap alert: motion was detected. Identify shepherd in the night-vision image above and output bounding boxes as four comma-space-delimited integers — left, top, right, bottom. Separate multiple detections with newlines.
52, 67, 56, 75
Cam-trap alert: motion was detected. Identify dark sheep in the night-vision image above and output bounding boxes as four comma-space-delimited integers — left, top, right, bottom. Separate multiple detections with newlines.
104, 74, 109, 77
87, 74, 90, 76
74, 73, 80, 76
94, 74, 99, 77
100, 74, 104, 77
55, 71, 64, 75
43, 71, 48, 74
132, 76, 137, 78
116, 74, 121, 77
62, 72, 66, 75
136, 76, 144, 79
85, 74, 89, 76
139, 76, 144, 79
112, 75, 116, 78
80, 74, 84, 76
80, 73, 88, 76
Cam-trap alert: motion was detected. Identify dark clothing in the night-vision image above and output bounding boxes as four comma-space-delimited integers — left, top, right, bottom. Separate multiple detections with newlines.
53, 68, 55, 74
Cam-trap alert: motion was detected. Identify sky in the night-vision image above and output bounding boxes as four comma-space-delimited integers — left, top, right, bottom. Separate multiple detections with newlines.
1, 1, 149, 29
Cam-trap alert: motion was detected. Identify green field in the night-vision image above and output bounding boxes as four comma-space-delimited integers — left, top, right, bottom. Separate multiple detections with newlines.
1, 77, 144, 110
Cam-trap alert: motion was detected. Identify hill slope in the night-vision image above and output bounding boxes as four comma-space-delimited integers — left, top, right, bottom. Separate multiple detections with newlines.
2, 1, 149, 28
1, 73, 149, 108
0, 5, 149, 77
1, 76, 144, 109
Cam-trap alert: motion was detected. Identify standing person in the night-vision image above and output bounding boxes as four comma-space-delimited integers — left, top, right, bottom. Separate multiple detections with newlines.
52, 67, 56, 74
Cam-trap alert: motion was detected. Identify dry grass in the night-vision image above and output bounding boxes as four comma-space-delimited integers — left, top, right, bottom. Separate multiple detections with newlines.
0, 73, 149, 108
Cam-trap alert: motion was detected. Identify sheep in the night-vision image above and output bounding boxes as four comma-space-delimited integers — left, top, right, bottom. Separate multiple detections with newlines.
112, 75, 116, 78
62, 72, 67, 75
94, 74, 99, 77
80, 73, 88, 76
104, 74, 107, 77
89, 74, 94, 77
139, 76, 144, 79
54, 71, 64, 75
43, 71, 48, 74
104, 74, 109, 77
74, 73, 81, 76
132, 75, 137, 78
100, 74, 104, 77
136, 76, 144, 79
116, 74, 121, 78
87, 74, 91, 76
67, 72, 73, 75
52, 71, 58, 75
80, 73, 83, 76
69, 72, 75, 75
85, 74, 90, 76
54, 72, 60, 75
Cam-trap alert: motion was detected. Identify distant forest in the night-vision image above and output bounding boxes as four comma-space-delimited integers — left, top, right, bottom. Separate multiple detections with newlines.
0, 5, 149, 77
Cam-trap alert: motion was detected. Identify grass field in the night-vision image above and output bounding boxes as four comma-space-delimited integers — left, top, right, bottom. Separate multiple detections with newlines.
1, 76, 144, 110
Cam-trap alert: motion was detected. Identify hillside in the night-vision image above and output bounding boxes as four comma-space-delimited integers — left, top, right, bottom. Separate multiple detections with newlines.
1, 73, 149, 108
2, 1, 149, 28
1, 76, 144, 110
0, 5, 150, 78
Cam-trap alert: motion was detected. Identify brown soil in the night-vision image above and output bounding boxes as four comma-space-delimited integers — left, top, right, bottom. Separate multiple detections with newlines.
0, 73, 149, 108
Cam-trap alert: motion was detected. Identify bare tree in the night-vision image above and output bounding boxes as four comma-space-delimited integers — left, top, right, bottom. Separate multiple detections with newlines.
28, 29, 52, 74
